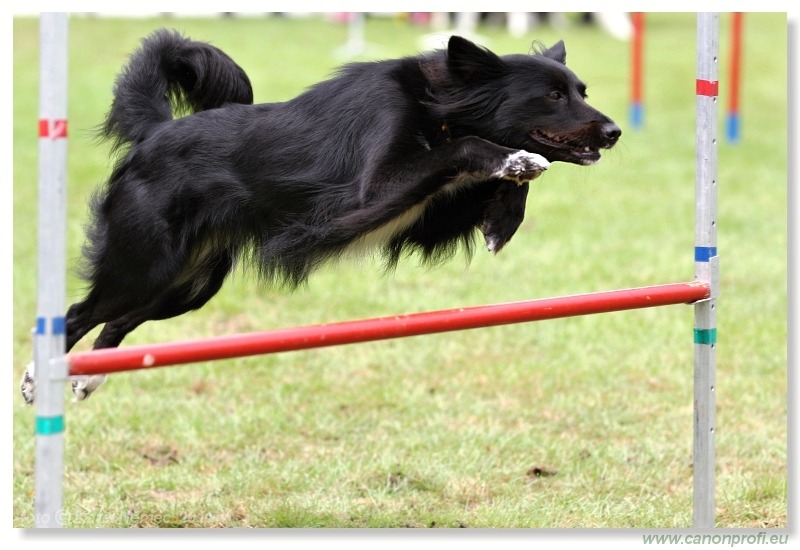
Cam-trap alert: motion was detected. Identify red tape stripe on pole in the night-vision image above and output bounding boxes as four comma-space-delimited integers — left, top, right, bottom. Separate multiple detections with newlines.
38, 118, 68, 138
69, 282, 710, 376
696, 79, 719, 96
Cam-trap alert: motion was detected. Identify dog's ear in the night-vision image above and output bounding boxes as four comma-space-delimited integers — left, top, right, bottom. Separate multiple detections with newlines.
447, 35, 505, 81
541, 40, 567, 65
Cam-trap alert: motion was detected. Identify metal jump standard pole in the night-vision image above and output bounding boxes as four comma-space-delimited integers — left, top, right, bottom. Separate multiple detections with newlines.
34, 12, 69, 528
726, 12, 743, 143
630, 12, 645, 129
693, 12, 720, 529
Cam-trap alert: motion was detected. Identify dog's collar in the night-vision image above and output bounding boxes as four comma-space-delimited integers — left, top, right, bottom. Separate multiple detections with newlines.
439, 121, 452, 143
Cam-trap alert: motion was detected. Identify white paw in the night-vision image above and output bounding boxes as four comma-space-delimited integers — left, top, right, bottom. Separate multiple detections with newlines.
71, 375, 107, 401
21, 363, 108, 403
21, 362, 35, 405
485, 235, 501, 253
493, 151, 550, 184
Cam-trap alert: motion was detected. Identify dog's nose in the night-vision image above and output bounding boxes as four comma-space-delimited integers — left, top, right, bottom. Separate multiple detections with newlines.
602, 122, 622, 143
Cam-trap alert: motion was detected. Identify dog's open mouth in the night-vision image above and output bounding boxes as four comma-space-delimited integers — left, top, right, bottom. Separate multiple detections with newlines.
528, 130, 602, 165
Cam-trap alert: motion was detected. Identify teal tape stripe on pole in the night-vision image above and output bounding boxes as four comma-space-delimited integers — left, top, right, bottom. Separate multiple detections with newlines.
694, 328, 717, 345
36, 416, 65, 435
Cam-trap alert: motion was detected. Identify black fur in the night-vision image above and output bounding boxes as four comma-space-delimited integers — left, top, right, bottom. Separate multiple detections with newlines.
59, 30, 620, 395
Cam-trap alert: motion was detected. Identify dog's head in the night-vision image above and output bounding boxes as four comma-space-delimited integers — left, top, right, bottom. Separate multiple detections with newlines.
439, 36, 621, 165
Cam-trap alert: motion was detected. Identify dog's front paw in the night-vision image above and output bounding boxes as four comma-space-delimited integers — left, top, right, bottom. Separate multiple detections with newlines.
21, 362, 36, 405
493, 151, 550, 184
481, 181, 530, 254
71, 375, 107, 401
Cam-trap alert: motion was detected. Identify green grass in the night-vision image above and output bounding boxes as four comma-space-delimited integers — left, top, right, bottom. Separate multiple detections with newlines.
12, 13, 787, 528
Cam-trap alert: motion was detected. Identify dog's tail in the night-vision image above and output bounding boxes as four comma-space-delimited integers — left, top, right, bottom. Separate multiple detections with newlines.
101, 29, 253, 151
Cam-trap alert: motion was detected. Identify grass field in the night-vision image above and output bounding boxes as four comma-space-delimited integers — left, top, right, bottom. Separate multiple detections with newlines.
12, 13, 787, 528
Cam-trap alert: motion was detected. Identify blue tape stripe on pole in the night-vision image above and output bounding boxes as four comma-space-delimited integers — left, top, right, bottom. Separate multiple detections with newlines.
35, 316, 66, 335
726, 113, 740, 143
630, 102, 644, 129
695, 246, 718, 262
52, 316, 66, 335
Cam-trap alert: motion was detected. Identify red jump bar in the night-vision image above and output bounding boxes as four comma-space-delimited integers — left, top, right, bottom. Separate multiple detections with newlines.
68, 281, 710, 376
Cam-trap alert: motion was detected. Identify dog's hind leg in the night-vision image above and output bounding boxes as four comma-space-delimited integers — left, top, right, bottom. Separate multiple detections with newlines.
69, 305, 155, 401
70, 250, 234, 401
20, 298, 107, 405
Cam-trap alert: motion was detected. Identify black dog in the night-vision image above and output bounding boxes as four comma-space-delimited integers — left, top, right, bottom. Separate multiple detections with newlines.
22, 30, 619, 403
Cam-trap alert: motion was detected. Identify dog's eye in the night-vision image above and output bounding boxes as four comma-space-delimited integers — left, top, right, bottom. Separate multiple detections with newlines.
546, 91, 564, 101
